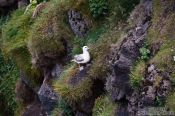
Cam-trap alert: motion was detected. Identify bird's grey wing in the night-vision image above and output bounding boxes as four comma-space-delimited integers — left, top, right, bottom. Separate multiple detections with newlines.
74, 55, 84, 62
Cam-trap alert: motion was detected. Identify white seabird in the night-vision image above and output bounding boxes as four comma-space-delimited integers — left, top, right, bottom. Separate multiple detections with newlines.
72, 46, 90, 70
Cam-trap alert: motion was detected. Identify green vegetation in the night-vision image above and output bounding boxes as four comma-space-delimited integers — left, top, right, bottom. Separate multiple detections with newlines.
0, 51, 19, 115
130, 61, 145, 89
51, 98, 73, 116
108, 0, 140, 24
57, 98, 73, 116
148, 0, 175, 110
89, 0, 108, 18
156, 96, 165, 106
139, 42, 150, 61
54, 0, 139, 105
0, 16, 19, 116
166, 92, 175, 112
2, 8, 42, 85
92, 95, 116, 116
54, 64, 93, 103
148, 0, 175, 73
139, 47, 150, 60
54, 25, 125, 103
72, 25, 107, 55
28, 0, 73, 60
0, 0, 143, 115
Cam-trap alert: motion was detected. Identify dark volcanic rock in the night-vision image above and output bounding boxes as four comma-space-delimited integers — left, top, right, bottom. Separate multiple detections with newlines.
107, 15, 151, 102
38, 64, 62, 114
38, 83, 58, 114
68, 10, 91, 38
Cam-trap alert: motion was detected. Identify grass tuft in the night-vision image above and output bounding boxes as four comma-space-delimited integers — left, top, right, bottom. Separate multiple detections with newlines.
92, 95, 116, 116
129, 61, 146, 89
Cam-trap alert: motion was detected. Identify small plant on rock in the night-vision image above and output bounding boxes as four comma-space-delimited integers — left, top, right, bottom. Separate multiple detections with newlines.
139, 42, 150, 61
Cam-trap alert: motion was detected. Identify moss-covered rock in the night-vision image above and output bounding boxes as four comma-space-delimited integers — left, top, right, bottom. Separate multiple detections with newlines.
93, 95, 116, 116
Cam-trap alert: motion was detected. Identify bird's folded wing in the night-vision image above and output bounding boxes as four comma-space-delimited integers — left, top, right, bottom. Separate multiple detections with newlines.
74, 55, 84, 62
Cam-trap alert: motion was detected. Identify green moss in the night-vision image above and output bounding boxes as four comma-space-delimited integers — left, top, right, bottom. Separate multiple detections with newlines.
1, 8, 42, 85
89, 0, 108, 18
2, 9, 33, 54
51, 98, 73, 116
130, 61, 146, 89
148, 0, 175, 88
92, 95, 116, 116
28, 0, 93, 64
72, 24, 107, 55
166, 91, 175, 112
54, 64, 93, 103
54, 0, 139, 106
150, 46, 175, 71
148, 0, 175, 44
88, 27, 124, 80
108, 0, 139, 25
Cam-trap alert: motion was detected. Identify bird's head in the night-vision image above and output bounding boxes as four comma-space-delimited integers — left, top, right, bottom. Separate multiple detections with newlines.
82, 46, 89, 51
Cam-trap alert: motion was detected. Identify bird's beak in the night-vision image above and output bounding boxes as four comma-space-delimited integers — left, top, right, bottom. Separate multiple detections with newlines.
87, 47, 90, 50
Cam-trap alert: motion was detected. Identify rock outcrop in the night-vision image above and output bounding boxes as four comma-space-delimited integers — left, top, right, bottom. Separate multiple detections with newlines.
106, 0, 152, 101
68, 10, 91, 38
38, 83, 58, 114
106, 0, 152, 115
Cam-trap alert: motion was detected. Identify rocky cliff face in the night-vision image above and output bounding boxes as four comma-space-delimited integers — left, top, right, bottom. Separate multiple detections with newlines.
0, 0, 175, 116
